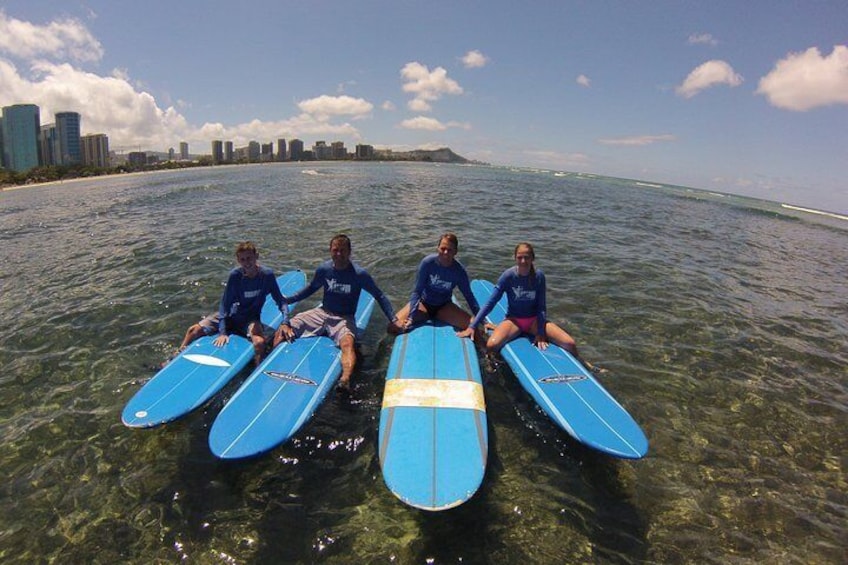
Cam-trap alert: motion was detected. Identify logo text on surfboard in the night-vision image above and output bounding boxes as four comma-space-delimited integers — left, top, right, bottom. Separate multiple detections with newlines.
538, 374, 587, 384
264, 370, 317, 386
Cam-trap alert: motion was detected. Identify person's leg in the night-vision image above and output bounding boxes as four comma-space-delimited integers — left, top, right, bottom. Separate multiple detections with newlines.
338, 334, 357, 389
247, 321, 268, 364
179, 313, 217, 349
543, 322, 578, 356
435, 302, 471, 329
486, 319, 522, 352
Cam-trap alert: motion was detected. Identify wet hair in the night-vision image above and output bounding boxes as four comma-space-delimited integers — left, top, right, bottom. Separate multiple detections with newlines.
439, 232, 459, 251
330, 233, 352, 251
235, 241, 258, 255
514, 242, 536, 286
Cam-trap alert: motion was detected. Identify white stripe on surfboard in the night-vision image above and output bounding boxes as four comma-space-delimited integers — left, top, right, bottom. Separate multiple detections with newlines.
183, 354, 232, 368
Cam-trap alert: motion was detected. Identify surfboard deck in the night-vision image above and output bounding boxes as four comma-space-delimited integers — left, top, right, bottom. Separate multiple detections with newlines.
378, 322, 488, 511
121, 269, 307, 428
208, 291, 376, 459
471, 279, 648, 459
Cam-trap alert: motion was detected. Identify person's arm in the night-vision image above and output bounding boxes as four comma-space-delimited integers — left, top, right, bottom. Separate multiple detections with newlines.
456, 265, 481, 315
284, 266, 324, 305
267, 270, 287, 313
404, 258, 429, 319
535, 271, 548, 342
362, 272, 398, 324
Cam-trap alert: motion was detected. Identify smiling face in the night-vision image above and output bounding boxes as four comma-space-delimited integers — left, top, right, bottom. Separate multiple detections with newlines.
329, 235, 352, 270
236, 249, 259, 277
436, 236, 458, 266
514, 243, 535, 276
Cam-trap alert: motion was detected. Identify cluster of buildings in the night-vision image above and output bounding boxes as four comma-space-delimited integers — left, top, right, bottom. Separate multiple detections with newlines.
0, 104, 109, 173
209, 139, 375, 164
1, 102, 380, 176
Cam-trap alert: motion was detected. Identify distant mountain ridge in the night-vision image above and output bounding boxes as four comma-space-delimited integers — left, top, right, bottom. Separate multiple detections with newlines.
375, 147, 482, 164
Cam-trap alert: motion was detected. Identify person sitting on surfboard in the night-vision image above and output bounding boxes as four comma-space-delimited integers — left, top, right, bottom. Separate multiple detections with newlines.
177, 241, 287, 365
390, 232, 482, 335
458, 242, 579, 356
274, 234, 402, 390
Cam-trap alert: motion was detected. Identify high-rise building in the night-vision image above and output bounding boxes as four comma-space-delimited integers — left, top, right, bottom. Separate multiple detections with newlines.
2, 104, 41, 172
0, 116, 4, 168
211, 140, 224, 164
81, 134, 109, 168
289, 138, 304, 161
224, 141, 234, 163
179, 142, 189, 160
40, 123, 57, 166
331, 141, 347, 160
261, 142, 274, 161
276, 138, 287, 161
55, 111, 82, 166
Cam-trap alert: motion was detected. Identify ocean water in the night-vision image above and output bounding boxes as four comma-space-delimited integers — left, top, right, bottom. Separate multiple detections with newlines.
0, 163, 845, 564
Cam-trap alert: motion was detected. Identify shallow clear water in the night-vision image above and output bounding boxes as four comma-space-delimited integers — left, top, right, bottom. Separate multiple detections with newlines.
1, 163, 845, 564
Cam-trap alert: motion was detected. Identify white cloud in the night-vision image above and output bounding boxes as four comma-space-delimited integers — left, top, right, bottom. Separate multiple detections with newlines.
461, 50, 488, 69
0, 10, 103, 63
522, 150, 590, 168
576, 74, 591, 87
597, 134, 677, 146
688, 33, 718, 47
756, 45, 848, 111
381, 100, 396, 111
400, 61, 463, 112
296, 94, 373, 120
399, 116, 448, 131
676, 60, 743, 98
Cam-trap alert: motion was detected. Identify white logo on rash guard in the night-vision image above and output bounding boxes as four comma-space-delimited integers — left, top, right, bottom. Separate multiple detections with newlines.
244, 290, 261, 299
326, 278, 352, 294
428, 274, 453, 290
511, 286, 536, 301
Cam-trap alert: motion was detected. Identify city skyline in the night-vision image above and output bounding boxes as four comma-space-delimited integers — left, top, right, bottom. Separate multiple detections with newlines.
0, 3, 846, 212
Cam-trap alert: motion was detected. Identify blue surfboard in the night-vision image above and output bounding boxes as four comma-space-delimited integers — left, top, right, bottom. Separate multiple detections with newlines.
379, 322, 488, 511
121, 270, 307, 428
208, 291, 376, 459
471, 279, 648, 459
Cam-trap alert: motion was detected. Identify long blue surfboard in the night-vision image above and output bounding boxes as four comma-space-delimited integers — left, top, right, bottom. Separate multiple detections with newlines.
121, 269, 307, 428
208, 291, 376, 459
471, 279, 648, 459
379, 322, 488, 511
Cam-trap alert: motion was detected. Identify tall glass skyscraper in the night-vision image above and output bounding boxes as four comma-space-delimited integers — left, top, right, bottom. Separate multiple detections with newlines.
2, 104, 41, 172
55, 111, 82, 166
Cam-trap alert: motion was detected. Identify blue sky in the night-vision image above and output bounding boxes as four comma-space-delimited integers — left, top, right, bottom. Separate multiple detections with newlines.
1, 1, 846, 213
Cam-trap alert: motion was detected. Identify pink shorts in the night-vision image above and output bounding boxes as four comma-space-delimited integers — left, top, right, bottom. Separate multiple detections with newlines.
510, 316, 536, 334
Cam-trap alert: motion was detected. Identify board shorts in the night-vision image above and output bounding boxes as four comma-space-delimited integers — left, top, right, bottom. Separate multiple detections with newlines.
509, 316, 536, 334
286, 307, 356, 345
198, 312, 265, 338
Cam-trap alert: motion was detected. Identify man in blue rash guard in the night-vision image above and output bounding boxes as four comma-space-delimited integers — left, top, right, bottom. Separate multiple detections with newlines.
274, 234, 402, 390
389, 232, 482, 335
177, 241, 286, 365
458, 242, 579, 356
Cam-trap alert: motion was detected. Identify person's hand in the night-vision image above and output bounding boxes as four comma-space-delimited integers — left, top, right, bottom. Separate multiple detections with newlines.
213, 334, 229, 347
533, 337, 549, 350
456, 326, 475, 341
274, 324, 295, 346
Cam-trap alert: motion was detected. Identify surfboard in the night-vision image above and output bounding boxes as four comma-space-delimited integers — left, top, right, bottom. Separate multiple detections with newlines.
121, 269, 307, 428
208, 291, 376, 459
471, 279, 648, 459
378, 322, 488, 511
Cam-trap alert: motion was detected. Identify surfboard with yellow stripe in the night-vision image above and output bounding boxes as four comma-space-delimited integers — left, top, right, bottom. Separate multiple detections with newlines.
378, 322, 488, 511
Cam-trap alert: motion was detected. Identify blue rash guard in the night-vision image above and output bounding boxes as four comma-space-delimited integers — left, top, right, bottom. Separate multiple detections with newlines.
406, 253, 480, 316
285, 260, 397, 321
469, 266, 548, 339
218, 266, 286, 335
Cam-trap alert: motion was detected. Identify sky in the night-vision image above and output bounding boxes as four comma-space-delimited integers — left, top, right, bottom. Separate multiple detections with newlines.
1, 1, 846, 214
